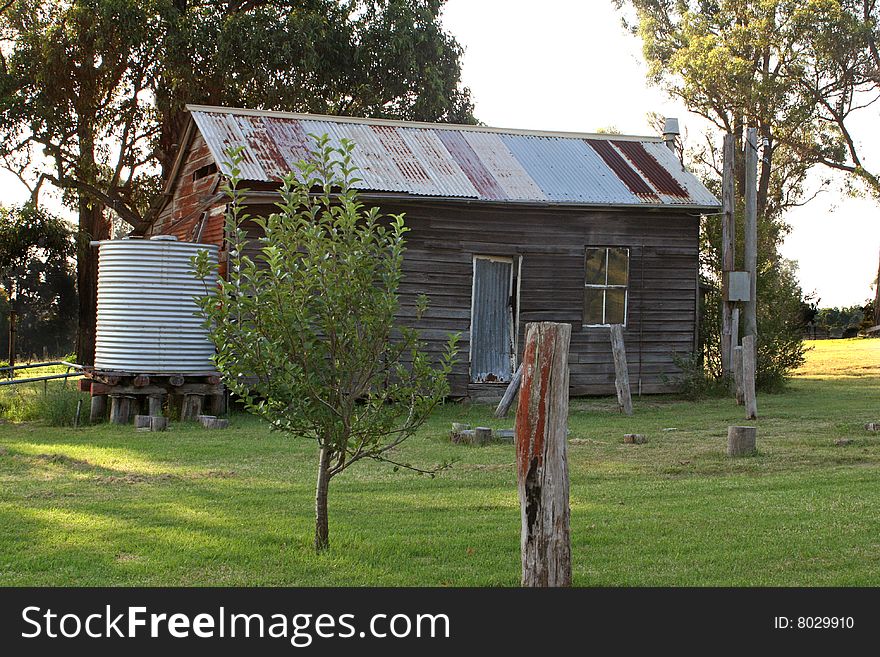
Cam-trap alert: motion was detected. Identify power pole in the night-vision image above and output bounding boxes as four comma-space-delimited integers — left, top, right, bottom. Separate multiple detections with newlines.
743, 128, 758, 339
720, 134, 736, 377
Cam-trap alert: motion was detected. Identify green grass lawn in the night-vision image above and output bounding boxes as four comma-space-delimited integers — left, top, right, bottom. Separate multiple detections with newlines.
1, 339, 879, 586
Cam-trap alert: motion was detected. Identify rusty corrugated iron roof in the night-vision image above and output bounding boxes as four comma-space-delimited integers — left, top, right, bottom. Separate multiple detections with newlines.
188, 105, 720, 209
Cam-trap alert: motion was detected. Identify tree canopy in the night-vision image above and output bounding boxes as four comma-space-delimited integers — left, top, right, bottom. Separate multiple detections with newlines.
0, 0, 474, 363
0, 205, 77, 359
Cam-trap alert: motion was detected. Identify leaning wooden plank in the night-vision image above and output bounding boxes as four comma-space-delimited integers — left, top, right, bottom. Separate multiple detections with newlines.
610, 324, 633, 416
494, 364, 523, 418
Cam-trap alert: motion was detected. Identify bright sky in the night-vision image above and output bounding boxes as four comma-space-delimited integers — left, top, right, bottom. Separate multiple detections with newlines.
441, 0, 880, 308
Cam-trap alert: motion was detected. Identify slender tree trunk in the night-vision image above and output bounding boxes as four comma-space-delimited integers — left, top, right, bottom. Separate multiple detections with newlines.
875, 247, 880, 327
74, 87, 110, 366
314, 445, 332, 552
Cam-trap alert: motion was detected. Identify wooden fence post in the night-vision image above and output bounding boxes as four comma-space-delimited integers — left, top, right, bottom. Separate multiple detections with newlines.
610, 324, 633, 416
742, 335, 758, 420
515, 322, 572, 587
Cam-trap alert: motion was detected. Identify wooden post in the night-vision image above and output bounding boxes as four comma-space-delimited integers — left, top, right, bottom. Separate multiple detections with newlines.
206, 391, 227, 416
744, 128, 758, 339
742, 335, 758, 420
199, 415, 230, 430
7, 309, 16, 374
494, 364, 523, 418
89, 395, 107, 423
109, 395, 131, 425
609, 324, 633, 416
727, 426, 757, 456
515, 322, 572, 587
148, 394, 164, 417
474, 427, 492, 446
720, 134, 736, 378
733, 345, 745, 405
181, 394, 204, 421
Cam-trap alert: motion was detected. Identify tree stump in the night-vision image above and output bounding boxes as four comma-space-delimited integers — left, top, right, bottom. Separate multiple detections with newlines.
474, 427, 492, 446
181, 394, 204, 421
148, 394, 164, 417
742, 335, 758, 420
134, 415, 152, 430
89, 395, 107, 424
516, 322, 572, 587
150, 416, 169, 432
733, 345, 745, 405
610, 324, 633, 416
109, 395, 132, 425
727, 426, 757, 457
200, 416, 229, 430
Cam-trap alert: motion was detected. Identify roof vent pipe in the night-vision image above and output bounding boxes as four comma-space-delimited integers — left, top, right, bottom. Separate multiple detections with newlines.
662, 117, 680, 152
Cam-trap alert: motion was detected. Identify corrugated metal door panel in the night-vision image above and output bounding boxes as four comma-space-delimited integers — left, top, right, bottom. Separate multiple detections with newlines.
471, 257, 513, 383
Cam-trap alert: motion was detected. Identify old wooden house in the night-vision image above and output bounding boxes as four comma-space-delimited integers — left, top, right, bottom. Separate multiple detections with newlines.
147, 105, 720, 398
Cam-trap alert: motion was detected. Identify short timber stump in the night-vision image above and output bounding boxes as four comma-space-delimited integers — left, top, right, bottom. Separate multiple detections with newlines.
727, 426, 757, 457
82, 370, 226, 425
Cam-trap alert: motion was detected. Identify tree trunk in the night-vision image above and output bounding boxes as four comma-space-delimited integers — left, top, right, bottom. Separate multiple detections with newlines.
314, 445, 332, 552
73, 87, 109, 366
874, 247, 880, 326
76, 199, 109, 366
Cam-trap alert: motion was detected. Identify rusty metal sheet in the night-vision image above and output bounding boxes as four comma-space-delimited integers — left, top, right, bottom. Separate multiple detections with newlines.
501, 135, 639, 204
260, 116, 313, 173
190, 111, 269, 181
435, 130, 506, 200
639, 141, 720, 206
399, 128, 479, 198
236, 115, 290, 180
460, 131, 545, 201
299, 120, 400, 192
188, 106, 720, 209
612, 140, 688, 198
370, 125, 434, 194
586, 139, 659, 201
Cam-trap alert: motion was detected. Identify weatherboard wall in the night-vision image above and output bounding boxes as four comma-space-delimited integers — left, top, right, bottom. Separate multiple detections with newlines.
231, 198, 699, 398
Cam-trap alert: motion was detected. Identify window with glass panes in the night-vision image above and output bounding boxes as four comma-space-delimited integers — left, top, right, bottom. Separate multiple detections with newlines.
583, 247, 629, 326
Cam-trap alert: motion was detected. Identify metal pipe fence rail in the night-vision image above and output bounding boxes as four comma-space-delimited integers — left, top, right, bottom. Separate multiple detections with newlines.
0, 361, 84, 387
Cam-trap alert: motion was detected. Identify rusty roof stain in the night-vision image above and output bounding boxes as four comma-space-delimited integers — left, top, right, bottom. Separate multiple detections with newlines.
188, 105, 720, 208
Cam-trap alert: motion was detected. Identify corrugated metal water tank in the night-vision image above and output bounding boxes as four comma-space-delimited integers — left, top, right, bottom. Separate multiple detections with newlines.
95, 236, 219, 373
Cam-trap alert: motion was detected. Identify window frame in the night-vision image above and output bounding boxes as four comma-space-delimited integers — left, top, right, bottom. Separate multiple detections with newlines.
583, 246, 630, 327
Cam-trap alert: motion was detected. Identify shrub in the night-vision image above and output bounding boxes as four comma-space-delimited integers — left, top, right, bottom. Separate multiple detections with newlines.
669, 352, 731, 400
0, 382, 89, 426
